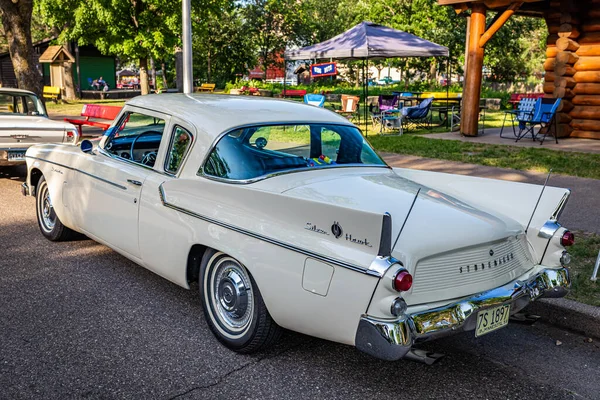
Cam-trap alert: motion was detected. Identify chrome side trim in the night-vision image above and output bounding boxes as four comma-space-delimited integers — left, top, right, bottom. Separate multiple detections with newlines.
538, 220, 562, 239
25, 155, 127, 190
356, 267, 570, 361
157, 184, 381, 277
368, 256, 401, 276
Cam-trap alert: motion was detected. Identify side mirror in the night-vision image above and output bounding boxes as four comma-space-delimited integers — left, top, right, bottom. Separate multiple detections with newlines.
81, 139, 94, 154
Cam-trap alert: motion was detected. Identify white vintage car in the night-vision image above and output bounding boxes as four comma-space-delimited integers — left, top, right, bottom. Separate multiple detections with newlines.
0, 88, 79, 166
22, 94, 573, 362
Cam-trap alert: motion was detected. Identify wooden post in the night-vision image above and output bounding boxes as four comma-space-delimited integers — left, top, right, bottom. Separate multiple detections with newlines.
461, 3, 486, 137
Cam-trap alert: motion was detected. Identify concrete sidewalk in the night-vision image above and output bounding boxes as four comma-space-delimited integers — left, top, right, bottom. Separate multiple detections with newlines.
425, 128, 600, 154
381, 153, 600, 234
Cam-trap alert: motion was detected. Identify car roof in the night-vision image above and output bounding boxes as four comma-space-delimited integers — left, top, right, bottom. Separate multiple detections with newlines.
0, 88, 37, 96
127, 93, 355, 139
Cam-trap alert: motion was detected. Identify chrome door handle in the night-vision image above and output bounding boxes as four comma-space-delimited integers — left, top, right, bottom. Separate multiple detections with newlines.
127, 179, 143, 186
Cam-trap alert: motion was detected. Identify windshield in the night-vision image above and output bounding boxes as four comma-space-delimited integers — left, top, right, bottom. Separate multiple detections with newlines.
0, 92, 46, 116
202, 124, 386, 181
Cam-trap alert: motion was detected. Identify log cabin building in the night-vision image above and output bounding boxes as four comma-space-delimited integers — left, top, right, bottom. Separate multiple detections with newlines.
439, 0, 600, 140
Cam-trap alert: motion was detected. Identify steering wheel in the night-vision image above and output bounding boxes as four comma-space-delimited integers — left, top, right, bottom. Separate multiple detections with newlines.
130, 131, 161, 162
140, 151, 157, 167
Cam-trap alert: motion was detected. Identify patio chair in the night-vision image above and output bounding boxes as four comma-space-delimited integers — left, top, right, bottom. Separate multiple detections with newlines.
335, 94, 360, 122
371, 94, 399, 130
303, 94, 326, 107
400, 97, 434, 132
516, 98, 561, 144
500, 97, 536, 139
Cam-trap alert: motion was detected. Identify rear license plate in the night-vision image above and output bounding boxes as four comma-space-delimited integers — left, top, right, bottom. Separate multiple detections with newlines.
8, 151, 25, 161
475, 304, 510, 337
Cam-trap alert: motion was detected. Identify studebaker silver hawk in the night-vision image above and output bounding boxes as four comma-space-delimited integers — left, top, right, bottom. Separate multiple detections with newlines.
22, 94, 573, 362
0, 88, 79, 166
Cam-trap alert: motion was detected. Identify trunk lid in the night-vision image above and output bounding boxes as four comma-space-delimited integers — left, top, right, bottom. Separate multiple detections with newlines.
277, 168, 532, 304
0, 116, 70, 147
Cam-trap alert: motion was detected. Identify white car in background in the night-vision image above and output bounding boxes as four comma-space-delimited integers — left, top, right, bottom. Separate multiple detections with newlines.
0, 88, 78, 166
21, 94, 573, 363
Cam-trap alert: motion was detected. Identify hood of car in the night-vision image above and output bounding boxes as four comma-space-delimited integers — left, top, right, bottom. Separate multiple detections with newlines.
278, 168, 523, 266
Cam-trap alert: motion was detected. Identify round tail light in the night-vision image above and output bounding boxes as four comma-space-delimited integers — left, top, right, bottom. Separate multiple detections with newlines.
561, 231, 575, 247
393, 270, 413, 292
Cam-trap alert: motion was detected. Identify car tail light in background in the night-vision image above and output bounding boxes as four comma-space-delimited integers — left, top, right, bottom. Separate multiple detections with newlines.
561, 231, 575, 247
393, 270, 413, 292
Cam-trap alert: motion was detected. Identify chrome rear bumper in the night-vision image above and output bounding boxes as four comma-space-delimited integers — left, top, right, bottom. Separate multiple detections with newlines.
355, 267, 570, 361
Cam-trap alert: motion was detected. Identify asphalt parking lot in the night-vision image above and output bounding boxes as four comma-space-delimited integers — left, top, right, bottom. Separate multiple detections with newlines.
1, 165, 599, 399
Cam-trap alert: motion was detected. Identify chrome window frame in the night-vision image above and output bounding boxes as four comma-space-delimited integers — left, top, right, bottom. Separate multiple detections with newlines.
100, 109, 168, 170
197, 122, 389, 184
163, 124, 194, 176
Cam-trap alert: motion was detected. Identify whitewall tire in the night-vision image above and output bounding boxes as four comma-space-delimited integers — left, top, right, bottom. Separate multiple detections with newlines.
199, 250, 282, 353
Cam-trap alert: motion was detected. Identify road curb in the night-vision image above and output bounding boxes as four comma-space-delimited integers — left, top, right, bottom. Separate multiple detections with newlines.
526, 297, 600, 339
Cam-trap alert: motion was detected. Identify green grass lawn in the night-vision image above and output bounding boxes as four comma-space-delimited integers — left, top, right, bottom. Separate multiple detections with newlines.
367, 135, 600, 180
567, 232, 600, 306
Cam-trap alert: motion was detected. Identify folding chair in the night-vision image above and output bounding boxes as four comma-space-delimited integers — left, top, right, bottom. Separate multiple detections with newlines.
303, 94, 325, 107
516, 98, 561, 144
401, 97, 434, 132
371, 94, 399, 131
500, 97, 536, 139
334, 94, 360, 122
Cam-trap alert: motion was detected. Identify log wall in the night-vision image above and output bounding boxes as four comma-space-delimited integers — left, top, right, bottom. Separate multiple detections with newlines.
544, 0, 600, 139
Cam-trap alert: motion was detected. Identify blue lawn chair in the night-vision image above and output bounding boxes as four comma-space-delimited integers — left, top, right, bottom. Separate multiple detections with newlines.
500, 97, 536, 139
372, 95, 400, 132
303, 94, 325, 107
401, 97, 434, 132
515, 98, 561, 144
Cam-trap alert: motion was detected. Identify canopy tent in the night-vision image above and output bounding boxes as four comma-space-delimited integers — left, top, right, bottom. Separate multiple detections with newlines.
284, 21, 449, 60
283, 22, 450, 134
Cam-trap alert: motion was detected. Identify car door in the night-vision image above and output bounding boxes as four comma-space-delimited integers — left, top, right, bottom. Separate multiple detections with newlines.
68, 107, 171, 260
137, 120, 196, 286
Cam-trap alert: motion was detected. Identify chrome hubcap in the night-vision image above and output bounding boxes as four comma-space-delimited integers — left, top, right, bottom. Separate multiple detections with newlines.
39, 186, 56, 231
211, 258, 253, 333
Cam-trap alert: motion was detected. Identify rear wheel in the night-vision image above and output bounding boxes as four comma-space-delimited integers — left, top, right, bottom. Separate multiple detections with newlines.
36, 176, 76, 241
199, 250, 282, 353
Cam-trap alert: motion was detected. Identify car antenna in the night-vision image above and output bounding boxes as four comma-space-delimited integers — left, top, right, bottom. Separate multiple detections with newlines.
525, 169, 552, 234
393, 188, 421, 251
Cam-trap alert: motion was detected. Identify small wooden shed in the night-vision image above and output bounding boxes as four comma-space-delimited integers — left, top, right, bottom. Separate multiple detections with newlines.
439, 0, 600, 139
38, 45, 75, 92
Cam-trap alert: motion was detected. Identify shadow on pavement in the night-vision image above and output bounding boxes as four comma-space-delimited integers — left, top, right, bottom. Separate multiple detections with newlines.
0, 164, 26, 182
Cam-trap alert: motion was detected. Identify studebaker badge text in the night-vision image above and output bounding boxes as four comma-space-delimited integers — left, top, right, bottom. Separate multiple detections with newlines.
305, 222, 330, 235
459, 252, 515, 273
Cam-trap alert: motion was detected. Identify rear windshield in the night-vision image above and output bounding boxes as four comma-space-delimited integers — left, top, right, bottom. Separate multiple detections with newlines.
202, 124, 386, 181
0, 93, 46, 116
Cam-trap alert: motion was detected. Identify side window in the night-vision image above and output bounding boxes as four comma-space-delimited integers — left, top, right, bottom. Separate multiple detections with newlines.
103, 112, 166, 167
165, 126, 193, 174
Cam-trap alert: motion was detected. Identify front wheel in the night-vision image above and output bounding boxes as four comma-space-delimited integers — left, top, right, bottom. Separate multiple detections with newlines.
36, 176, 76, 241
199, 250, 282, 353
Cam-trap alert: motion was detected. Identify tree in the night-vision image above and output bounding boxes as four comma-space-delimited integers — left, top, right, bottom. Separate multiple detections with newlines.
0, 0, 43, 96
38, 0, 182, 95
243, 0, 300, 74
192, 4, 256, 85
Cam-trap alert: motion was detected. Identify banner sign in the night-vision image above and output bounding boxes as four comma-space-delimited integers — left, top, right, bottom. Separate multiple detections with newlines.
310, 62, 337, 78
